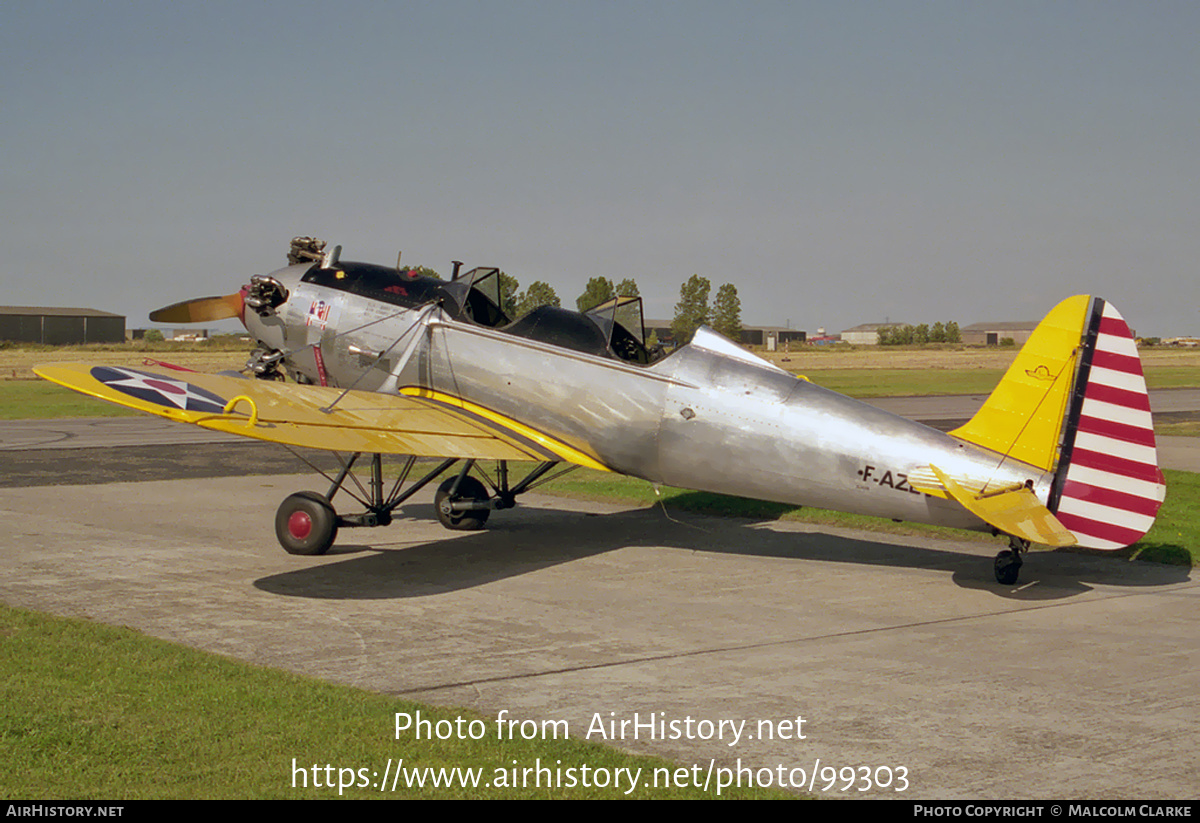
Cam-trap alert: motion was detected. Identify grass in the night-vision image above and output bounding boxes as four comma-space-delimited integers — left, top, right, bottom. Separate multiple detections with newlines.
801, 368, 1007, 397
0, 380, 138, 420
1157, 421, 1200, 437
0, 603, 787, 799
1129, 469, 1200, 567
1141, 365, 1200, 390
761, 343, 1200, 396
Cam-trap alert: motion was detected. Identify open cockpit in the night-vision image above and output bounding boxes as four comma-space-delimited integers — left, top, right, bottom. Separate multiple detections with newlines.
300, 255, 664, 366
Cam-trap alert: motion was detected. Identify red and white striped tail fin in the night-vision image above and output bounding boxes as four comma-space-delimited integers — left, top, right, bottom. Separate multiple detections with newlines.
1050, 299, 1166, 549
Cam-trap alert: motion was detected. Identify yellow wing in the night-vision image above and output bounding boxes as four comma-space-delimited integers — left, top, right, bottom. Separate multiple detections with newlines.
34, 363, 608, 471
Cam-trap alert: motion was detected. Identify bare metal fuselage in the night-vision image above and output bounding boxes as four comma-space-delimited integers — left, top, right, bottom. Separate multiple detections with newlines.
248, 265, 1051, 535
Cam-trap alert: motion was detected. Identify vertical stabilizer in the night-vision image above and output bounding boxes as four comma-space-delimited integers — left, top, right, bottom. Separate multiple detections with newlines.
1048, 299, 1166, 549
951, 295, 1165, 550
951, 295, 1090, 472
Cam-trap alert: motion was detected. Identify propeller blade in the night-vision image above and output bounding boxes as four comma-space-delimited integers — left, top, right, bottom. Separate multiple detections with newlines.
149, 292, 244, 323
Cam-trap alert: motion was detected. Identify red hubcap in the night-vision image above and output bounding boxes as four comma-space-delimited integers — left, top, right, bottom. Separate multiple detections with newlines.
288, 510, 313, 539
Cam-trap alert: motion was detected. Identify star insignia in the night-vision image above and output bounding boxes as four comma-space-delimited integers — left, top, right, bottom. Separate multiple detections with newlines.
90, 367, 227, 414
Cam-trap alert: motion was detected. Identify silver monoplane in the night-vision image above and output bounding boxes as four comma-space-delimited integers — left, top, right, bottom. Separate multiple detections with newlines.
39, 237, 1165, 585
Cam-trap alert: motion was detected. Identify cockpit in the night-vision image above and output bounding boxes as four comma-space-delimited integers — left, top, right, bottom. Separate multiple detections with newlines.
301, 257, 663, 366
498, 291, 659, 366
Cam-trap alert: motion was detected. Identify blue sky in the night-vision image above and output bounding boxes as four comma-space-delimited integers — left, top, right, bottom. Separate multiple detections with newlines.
4, 1, 1197, 335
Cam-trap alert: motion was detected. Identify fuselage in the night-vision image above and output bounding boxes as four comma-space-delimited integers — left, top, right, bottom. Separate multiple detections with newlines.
244, 262, 1053, 534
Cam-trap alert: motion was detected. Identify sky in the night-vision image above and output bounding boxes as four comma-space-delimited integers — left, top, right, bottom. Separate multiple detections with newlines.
3, 1, 1197, 336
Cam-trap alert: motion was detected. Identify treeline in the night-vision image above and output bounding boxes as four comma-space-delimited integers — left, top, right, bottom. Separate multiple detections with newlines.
670, 275, 741, 345
878, 322, 961, 345
576, 273, 743, 345
407, 265, 743, 345
400, 266, 562, 318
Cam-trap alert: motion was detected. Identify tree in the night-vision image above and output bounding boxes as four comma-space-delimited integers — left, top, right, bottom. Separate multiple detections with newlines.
671, 274, 711, 345
711, 283, 742, 342
407, 265, 441, 280
614, 278, 640, 298
144, 329, 165, 343
878, 321, 960, 346
498, 272, 520, 318
514, 281, 561, 317
576, 277, 615, 312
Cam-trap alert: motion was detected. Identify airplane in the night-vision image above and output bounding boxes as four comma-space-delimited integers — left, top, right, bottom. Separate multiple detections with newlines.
36, 236, 1166, 585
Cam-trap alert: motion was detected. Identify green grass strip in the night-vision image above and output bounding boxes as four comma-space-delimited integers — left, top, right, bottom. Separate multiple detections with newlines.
0, 382, 137, 420
0, 604, 790, 799
539, 468, 1200, 567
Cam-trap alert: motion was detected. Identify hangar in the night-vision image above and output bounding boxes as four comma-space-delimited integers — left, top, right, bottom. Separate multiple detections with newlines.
0, 306, 126, 345
841, 322, 906, 345
644, 319, 807, 349
740, 326, 807, 349
960, 320, 1038, 347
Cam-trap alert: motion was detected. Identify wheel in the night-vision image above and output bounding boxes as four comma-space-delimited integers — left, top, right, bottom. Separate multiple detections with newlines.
434, 476, 490, 531
994, 550, 1022, 585
275, 491, 338, 555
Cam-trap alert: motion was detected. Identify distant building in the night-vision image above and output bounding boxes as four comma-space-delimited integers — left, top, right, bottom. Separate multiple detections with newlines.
643, 319, 806, 349
0, 306, 125, 345
960, 320, 1038, 347
645, 318, 674, 345
740, 326, 806, 349
841, 322, 906, 345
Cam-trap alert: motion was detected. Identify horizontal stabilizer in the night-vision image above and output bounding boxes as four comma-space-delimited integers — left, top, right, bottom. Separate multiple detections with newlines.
931, 466, 1077, 547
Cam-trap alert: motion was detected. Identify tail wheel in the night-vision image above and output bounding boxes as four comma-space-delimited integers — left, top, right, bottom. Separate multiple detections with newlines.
435, 477, 490, 531
276, 491, 338, 555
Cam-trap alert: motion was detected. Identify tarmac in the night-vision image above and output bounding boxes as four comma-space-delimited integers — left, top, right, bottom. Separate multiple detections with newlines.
0, 447, 1197, 798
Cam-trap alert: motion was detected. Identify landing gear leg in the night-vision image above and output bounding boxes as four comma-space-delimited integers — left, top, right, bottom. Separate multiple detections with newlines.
272, 451, 458, 554
433, 459, 579, 531
271, 451, 580, 552
994, 536, 1029, 585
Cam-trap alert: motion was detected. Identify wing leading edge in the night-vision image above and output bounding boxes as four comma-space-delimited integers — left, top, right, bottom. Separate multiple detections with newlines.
34, 363, 609, 470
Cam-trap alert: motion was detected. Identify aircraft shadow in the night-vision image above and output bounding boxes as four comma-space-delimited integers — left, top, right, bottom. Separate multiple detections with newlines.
253, 503, 1190, 602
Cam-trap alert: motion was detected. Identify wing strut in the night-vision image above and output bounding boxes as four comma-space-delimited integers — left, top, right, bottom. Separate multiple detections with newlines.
320, 304, 438, 413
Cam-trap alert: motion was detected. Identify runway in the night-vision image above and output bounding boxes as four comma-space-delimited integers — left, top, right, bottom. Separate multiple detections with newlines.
0, 416, 1197, 797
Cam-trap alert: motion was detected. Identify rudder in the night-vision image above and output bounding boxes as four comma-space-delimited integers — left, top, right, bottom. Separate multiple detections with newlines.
1047, 299, 1166, 549
951, 296, 1165, 549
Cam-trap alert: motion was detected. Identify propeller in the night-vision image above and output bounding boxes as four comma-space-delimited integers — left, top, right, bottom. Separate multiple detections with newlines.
149, 292, 244, 323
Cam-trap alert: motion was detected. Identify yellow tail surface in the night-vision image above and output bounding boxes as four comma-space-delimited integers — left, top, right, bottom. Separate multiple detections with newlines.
950, 295, 1165, 550
950, 295, 1091, 472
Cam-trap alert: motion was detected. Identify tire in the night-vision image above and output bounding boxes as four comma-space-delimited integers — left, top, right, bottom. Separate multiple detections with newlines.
994, 550, 1021, 586
276, 491, 339, 555
434, 476, 490, 531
